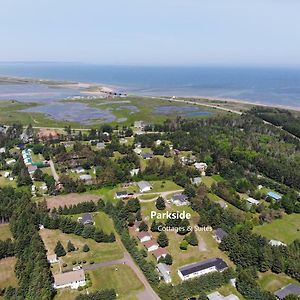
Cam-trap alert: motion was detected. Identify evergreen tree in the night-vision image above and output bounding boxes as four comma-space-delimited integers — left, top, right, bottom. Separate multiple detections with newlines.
157, 232, 169, 247
186, 230, 198, 246
82, 244, 90, 252
67, 240, 75, 252
165, 254, 173, 265
155, 197, 166, 210
139, 221, 148, 232
54, 241, 66, 257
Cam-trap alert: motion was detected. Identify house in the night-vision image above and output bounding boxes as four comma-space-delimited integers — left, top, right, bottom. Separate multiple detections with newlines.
115, 191, 129, 199
134, 120, 145, 129
267, 191, 282, 201
47, 254, 59, 264
79, 174, 92, 184
142, 152, 153, 160
4, 171, 10, 178
152, 247, 169, 261
191, 177, 202, 185
138, 181, 152, 193
6, 159, 16, 165
73, 166, 85, 174
246, 197, 260, 206
155, 140, 162, 146
216, 200, 228, 209
143, 240, 159, 252
269, 239, 287, 247
53, 270, 86, 289
28, 165, 38, 175
194, 162, 208, 175
137, 231, 152, 243
96, 142, 105, 150
171, 193, 190, 206
181, 155, 196, 165
177, 258, 228, 281
133, 148, 142, 155
0, 147, 6, 154
156, 263, 172, 284
207, 291, 240, 300
79, 213, 93, 225
130, 168, 140, 177
274, 283, 300, 299
38, 128, 59, 141
213, 228, 228, 243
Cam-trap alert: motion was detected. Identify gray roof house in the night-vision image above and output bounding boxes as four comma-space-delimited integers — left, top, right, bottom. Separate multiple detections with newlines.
156, 263, 172, 284
138, 181, 152, 193
213, 228, 228, 243
275, 283, 300, 299
207, 291, 240, 300
80, 213, 93, 225
171, 193, 190, 206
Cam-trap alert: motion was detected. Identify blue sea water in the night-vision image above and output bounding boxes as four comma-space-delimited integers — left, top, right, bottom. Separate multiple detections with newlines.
1, 63, 300, 108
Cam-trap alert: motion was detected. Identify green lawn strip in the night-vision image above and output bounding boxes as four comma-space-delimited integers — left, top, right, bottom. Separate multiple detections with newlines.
253, 213, 300, 244
0, 223, 12, 240
258, 271, 298, 293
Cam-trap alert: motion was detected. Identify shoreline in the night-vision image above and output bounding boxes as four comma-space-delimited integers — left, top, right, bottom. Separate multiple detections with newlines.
0, 75, 300, 112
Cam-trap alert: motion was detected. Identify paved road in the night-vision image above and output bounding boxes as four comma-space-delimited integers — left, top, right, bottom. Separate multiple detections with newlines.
49, 160, 59, 182
136, 189, 184, 202
83, 252, 160, 300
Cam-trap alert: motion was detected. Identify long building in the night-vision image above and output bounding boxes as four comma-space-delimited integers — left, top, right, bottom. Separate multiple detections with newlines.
177, 257, 228, 281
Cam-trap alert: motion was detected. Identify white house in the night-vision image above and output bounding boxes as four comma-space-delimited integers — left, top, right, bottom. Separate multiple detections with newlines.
246, 197, 260, 206
137, 231, 152, 243
194, 162, 208, 175
130, 168, 140, 177
115, 191, 129, 199
138, 181, 152, 193
133, 148, 142, 155
143, 240, 159, 252
269, 239, 287, 247
53, 270, 86, 289
178, 258, 228, 281
155, 139, 162, 146
134, 120, 145, 129
47, 254, 59, 264
171, 193, 190, 206
207, 291, 240, 300
156, 263, 172, 284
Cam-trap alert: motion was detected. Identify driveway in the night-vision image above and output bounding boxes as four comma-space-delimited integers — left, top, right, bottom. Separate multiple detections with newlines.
137, 189, 184, 202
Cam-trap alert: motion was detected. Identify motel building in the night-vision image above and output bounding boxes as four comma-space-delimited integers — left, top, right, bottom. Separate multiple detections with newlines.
53, 269, 86, 289
177, 257, 228, 281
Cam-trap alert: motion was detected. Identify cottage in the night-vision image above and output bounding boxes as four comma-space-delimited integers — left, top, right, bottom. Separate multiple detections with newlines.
134, 121, 145, 129
177, 258, 228, 281
246, 197, 260, 206
275, 283, 300, 299
47, 254, 59, 264
207, 291, 240, 300
79, 174, 92, 184
142, 152, 153, 160
155, 140, 162, 146
137, 231, 152, 243
194, 162, 208, 175
213, 228, 228, 243
28, 165, 38, 175
152, 247, 169, 261
115, 191, 129, 199
73, 166, 85, 174
133, 148, 142, 155
156, 263, 172, 284
0, 147, 6, 154
171, 193, 190, 206
191, 177, 202, 185
53, 270, 86, 289
267, 191, 282, 201
96, 142, 105, 150
6, 159, 16, 165
79, 213, 94, 225
138, 181, 152, 193
130, 168, 140, 177
143, 240, 159, 252
269, 239, 287, 247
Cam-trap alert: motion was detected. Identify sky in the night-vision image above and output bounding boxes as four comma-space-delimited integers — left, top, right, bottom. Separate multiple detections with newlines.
1, 0, 300, 66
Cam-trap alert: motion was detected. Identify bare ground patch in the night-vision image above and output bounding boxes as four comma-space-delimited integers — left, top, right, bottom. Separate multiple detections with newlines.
46, 193, 100, 209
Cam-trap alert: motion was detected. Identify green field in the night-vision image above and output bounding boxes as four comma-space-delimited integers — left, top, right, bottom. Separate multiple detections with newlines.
0, 223, 12, 240
258, 271, 298, 293
253, 214, 300, 244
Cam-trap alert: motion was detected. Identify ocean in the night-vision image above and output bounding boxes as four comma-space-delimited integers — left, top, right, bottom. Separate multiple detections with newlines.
1, 63, 300, 108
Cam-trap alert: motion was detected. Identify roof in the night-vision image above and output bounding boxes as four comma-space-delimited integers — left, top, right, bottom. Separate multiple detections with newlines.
156, 263, 171, 282
81, 213, 93, 224
143, 240, 159, 249
267, 191, 282, 200
207, 292, 240, 300
138, 181, 152, 190
137, 231, 152, 240
215, 228, 228, 240
275, 283, 300, 299
54, 270, 85, 286
246, 197, 260, 205
116, 191, 128, 196
142, 152, 153, 159
269, 239, 287, 247
172, 193, 188, 202
152, 247, 169, 258
178, 258, 228, 277
47, 254, 57, 261
79, 174, 92, 181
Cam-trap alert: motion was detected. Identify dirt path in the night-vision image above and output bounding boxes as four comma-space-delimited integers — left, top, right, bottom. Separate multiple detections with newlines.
137, 189, 184, 202
49, 159, 59, 182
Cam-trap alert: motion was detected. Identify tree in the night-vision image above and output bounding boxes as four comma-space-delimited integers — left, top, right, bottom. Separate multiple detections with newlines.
82, 244, 90, 252
186, 230, 198, 246
157, 232, 169, 248
136, 210, 142, 221
165, 254, 173, 265
155, 197, 166, 210
180, 240, 188, 250
54, 241, 66, 257
67, 240, 75, 252
139, 221, 148, 232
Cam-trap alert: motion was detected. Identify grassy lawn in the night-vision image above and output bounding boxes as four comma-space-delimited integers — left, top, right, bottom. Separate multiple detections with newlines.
147, 180, 181, 193
0, 223, 12, 240
258, 271, 298, 293
88, 265, 143, 300
201, 176, 216, 188
40, 228, 123, 270
211, 174, 224, 182
253, 214, 300, 244
0, 172, 17, 188
93, 212, 116, 234
0, 257, 18, 289
212, 284, 245, 300
139, 194, 159, 200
